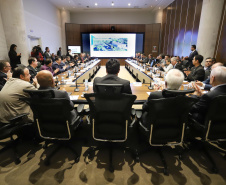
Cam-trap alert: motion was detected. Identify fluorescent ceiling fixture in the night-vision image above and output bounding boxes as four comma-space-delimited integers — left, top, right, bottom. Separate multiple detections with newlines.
95, 3, 98, 6
128, 3, 131, 6
111, 2, 114, 6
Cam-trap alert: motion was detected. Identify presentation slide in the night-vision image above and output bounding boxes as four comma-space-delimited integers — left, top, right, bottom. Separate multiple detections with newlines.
90, 34, 136, 58
68, 46, 81, 54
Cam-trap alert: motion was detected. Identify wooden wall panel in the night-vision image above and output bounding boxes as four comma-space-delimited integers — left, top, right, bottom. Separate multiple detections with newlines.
65, 23, 161, 61
214, 1, 226, 64
161, 0, 203, 57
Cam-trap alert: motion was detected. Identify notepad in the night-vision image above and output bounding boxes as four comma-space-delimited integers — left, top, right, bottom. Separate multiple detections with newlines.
70, 95, 79, 100
133, 82, 142, 86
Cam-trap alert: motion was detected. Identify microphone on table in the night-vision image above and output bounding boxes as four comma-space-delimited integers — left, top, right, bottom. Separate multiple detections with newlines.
55, 76, 60, 90
74, 75, 80, 92
148, 73, 154, 90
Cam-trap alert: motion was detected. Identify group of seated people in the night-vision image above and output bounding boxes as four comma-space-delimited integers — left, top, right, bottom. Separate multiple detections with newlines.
0, 56, 226, 137
134, 48, 217, 84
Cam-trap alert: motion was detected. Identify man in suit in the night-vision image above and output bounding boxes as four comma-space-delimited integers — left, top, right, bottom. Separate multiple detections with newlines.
147, 54, 156, 67
0, 66, 39, 123
195, 62, 223, 90
0, 60, 12, 87
204, 57, 213, 80
36, 70, 79, 125
44, 47, 51, 59
188, 45, 198, 68
171, 57, 183, 71
139, 53, 148, 64
141, 69, 184, 128
93, 59, 132, 94
184, 55, 205, 82
57, 47, 62, 57
27, 57, 38, 83
52, 56, 67, 75
190, 66, 226, 125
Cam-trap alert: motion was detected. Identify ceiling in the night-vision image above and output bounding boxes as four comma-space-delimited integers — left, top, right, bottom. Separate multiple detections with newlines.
48, 0, 175, 12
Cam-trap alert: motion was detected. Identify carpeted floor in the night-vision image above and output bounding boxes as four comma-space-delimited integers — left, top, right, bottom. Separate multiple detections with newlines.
1, 119, 226, 185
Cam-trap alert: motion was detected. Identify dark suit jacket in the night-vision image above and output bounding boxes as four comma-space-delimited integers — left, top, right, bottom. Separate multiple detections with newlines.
39, 87, 78, 124
148, 59, 156, 67
203, 78, 212, 90
173, 63, 183, 71
190, 84, 226, 125
57, 50, 61, 57
93, 74, 132, 94
188, 50, 198, 68
187, 65, 205, 82
27, 65, 37, 83
140, 57, 148, 64
0, 71, 7, 86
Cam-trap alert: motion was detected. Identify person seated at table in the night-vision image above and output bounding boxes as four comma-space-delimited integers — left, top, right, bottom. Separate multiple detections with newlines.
41, 58, 59, 76
27, 57, 39, 83
139, 53, 148, 64
0, 60, 12, 87
161, 58, 173, 72
73, 55, 80, 66
184, 55, 205, 82
62, 55, 74, 68
171, 57, 183, 71
36, 70, 79, 125
195, 62, 223, 91
190, 66, 226, 125
52, 56, 69, 75
141, 69, 184, 128
93, 58, 132, 94
0, 66, 39, 123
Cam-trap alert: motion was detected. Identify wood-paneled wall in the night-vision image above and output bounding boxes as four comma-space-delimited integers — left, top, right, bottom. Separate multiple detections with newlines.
161, 0, 203, 57
214, 1, 226, 63
65, 23, 161, 64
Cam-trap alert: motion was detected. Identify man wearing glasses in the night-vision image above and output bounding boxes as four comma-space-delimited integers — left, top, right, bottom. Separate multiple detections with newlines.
0, 60, 12, 87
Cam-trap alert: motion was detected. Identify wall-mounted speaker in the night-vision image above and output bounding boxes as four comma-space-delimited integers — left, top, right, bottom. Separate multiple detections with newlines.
111, 26, 115, 31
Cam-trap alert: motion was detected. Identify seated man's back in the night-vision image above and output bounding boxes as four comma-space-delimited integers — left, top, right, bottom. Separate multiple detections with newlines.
36, 70, 78, 124
0, 66, 37, 123
93, 59, 132, 94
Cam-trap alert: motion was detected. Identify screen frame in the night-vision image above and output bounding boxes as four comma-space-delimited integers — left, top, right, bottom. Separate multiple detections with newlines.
67, 45, 81, 54
81, 32, 145, 59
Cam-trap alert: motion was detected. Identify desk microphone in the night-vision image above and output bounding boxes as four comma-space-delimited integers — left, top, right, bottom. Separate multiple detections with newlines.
148, 75, 154, 90
74, 76, 80, 92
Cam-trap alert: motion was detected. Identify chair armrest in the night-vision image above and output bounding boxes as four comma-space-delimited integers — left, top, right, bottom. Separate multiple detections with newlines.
77, 104, 85, 114
9, 113, 29, 124
136, 111, 142, 119
188, 113, 205, 131
131, 108, 136, 116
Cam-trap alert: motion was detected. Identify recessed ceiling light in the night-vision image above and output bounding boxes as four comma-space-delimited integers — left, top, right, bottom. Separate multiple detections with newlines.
95, 3, 98, 6
111, 2, 114, 6
128, 3, 131, 6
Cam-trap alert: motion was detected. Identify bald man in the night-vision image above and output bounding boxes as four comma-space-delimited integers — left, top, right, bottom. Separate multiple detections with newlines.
36, 70, 78, 124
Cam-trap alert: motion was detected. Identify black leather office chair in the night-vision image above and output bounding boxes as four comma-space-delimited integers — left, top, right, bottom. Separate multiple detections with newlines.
189, 95, 226, 173
21, 90, 81, 165
95, 83, 124, 94
84, 92, 138, 172
138, 96, 197, 175
0, 113, 30, 164
95, 84, 136, 126
162, 89, 195, 98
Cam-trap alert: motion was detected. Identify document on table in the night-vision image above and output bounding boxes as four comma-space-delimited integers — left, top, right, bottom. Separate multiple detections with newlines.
133, 82, 142, 86
70, 95, 79, 100
147, 92, 151, 95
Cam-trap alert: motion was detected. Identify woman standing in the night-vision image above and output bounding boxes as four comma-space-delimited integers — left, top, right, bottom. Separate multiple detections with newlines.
8, 44, 21, 70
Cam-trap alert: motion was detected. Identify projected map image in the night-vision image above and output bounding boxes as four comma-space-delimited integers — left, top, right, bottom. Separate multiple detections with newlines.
93, 38, 128, 51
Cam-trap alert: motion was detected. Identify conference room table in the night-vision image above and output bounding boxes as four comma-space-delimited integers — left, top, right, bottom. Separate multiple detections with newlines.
56, 59, 198, 104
